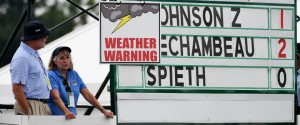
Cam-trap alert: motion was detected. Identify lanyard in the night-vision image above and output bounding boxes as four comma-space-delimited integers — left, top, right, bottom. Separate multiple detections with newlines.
32, 53, 52, 90
53, 70, 75, 107
33, 53, 47, 76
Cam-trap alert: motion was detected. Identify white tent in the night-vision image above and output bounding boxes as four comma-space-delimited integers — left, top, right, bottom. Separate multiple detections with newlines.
0, 21, 111, 106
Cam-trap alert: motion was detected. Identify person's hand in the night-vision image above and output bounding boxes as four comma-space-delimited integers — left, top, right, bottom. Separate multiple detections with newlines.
102, 110, 114, 118
22, 106, 29, 115
65, 111, 76, 119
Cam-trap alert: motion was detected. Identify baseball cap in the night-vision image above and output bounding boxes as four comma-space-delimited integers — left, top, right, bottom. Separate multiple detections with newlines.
52, 46, 72, 57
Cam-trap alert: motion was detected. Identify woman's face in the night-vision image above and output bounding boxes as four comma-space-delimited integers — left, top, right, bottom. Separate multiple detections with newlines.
54, 50, 71, 71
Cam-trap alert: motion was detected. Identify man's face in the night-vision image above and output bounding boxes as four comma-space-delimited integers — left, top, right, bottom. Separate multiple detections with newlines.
36, 36, 48, 49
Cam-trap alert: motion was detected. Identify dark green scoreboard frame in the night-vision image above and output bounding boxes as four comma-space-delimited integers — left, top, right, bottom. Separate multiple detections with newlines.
109, 0, 297, 124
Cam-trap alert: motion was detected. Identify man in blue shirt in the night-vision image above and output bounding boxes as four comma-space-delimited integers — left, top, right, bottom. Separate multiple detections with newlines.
10, 20, 52, 115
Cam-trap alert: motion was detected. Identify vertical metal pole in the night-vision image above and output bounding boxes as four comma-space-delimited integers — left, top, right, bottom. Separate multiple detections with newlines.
110, 65, 116, 114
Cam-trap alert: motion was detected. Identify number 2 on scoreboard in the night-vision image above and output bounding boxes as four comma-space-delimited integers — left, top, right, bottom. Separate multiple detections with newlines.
278, 38, 286, 58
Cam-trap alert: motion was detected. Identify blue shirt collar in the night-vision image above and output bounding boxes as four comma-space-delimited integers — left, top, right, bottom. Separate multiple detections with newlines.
54, 68, 69, 80
20, 42, 39, 56
54, 68, 63, 77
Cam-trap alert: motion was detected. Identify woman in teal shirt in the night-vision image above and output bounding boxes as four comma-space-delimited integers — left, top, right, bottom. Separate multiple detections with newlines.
47, 46, 113, 119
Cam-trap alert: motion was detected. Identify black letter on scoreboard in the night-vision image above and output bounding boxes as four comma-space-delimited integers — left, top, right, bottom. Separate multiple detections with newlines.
147, 66, 156, 86
277, 68, 286, 88
161, 5, 168, 26
231, 7, 241, 27
158, 66, 167, 86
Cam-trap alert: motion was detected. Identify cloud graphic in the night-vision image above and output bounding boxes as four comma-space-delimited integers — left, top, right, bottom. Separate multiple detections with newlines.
101, 4, 130, 22
130, 4, 159, 18
101, 3, 159, 33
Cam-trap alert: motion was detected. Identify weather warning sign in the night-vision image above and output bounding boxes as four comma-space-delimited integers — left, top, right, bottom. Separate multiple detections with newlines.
100, 2, 160, 64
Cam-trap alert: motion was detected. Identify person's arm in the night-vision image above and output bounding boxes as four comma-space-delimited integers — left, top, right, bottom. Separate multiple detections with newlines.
50, 89, 76, 119
12, 84, 29, 115
80, 88, 113, 118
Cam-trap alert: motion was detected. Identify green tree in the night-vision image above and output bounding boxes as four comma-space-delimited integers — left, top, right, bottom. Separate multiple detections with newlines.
0, 0, 97, 67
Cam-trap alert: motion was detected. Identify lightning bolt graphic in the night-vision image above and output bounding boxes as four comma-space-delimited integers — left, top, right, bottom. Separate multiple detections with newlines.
112, 15, 132, 33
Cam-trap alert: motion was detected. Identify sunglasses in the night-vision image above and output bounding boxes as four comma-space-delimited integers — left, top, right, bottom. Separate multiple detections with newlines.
62, 79, 71, 92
